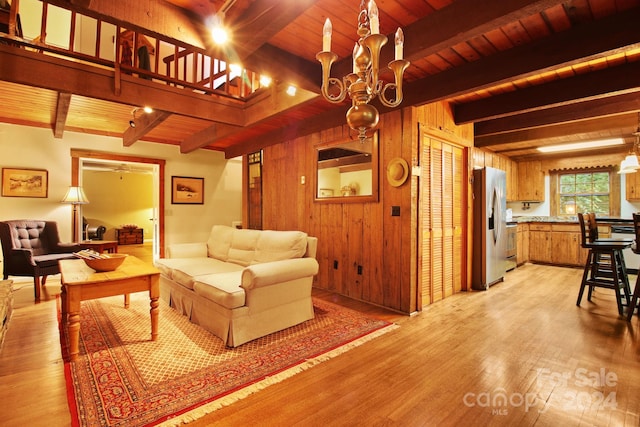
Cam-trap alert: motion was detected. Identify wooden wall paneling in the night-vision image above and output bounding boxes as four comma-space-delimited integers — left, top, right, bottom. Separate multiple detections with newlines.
344, 203, 364, 300
380, 111, 404, 310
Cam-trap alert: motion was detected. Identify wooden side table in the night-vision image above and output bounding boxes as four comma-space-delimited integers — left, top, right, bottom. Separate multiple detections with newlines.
79, 240, 118, 253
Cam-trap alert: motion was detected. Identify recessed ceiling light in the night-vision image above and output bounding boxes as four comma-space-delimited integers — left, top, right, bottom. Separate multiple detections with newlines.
537, 138, 624, 153
286, 85, 297, 96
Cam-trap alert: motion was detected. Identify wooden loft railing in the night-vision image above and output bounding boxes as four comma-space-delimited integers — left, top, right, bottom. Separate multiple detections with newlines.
0, 0, 265, 101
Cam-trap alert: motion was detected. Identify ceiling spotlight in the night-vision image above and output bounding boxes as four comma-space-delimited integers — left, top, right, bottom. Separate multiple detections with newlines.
259, 75, 272, 88
129, 120, 136, 128
143, 106, 153, 113
286, 85, 297, 96
211, 25, 228, 45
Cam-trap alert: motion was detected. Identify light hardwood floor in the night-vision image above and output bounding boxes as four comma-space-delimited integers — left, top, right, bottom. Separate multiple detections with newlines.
1, 263, 639, 426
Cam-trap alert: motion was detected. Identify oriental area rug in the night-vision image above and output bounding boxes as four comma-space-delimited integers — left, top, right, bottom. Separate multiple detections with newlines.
58, 293, 397, 427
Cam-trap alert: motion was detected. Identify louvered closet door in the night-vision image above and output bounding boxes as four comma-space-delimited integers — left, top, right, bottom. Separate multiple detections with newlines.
420, 135, 465, 306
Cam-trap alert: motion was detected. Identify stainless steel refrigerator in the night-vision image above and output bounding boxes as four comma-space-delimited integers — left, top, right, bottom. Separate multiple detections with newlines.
472, 167, 507, 290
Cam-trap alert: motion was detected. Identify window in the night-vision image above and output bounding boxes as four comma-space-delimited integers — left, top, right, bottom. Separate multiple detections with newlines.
558, 171, 610, 216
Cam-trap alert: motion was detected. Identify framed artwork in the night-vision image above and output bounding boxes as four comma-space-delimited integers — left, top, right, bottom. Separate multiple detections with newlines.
171, 176, 204, 204
1, 168, 48, 198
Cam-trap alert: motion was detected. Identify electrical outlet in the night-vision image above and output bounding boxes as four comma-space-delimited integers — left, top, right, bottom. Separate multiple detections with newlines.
391, 206, 400, 216
300, 175, 305, 184
357, 265, 363, 275
333, 260, 339, 269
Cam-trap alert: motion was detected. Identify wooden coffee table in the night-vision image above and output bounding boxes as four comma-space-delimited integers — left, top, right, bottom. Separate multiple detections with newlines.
59, 255, 160, 361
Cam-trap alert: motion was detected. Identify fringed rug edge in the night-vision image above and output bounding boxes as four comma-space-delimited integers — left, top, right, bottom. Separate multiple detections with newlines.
156, 322, 399, 426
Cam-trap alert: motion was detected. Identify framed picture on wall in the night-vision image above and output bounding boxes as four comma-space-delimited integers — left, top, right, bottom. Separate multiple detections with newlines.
1, 168, 48, 198
171, 176, 204, 204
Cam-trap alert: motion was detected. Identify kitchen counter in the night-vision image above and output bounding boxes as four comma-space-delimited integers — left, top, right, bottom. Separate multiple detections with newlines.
511, 216, 633, 225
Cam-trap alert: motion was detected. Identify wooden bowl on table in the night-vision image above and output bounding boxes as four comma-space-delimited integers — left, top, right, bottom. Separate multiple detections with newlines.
83, 254, 128, 272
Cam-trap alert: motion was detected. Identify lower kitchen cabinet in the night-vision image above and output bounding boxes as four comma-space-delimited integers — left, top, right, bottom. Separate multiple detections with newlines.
516, 223, 529, 265
550, 224, 585, 266
528, 224, 551, 263
524, 222, 588, 267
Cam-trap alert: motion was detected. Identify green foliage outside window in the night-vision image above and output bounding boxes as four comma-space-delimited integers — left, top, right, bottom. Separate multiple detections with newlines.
559, 172, 610, 215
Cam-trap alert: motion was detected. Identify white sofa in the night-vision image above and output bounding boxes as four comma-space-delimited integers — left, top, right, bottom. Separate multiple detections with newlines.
154, 225, 319, 347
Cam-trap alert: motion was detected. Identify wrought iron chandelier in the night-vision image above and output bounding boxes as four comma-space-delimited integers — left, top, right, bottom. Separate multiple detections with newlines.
316, 0, 410, 142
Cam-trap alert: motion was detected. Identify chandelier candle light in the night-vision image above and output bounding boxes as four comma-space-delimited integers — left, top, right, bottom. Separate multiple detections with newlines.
317, 0, 410, 142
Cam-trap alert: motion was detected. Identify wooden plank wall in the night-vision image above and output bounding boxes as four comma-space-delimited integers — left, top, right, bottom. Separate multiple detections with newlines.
261, 101, 472, 314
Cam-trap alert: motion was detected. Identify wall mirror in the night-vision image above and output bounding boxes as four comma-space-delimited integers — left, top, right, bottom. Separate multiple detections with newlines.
315, 132, 379, 203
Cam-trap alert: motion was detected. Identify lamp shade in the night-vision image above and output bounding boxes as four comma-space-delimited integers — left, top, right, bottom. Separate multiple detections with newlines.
61, 186, 90, 204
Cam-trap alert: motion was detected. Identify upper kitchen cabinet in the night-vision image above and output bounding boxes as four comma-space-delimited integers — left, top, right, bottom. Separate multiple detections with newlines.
516, 160, 545, 202
625, 172, 640, 201
505, 158, 518, 202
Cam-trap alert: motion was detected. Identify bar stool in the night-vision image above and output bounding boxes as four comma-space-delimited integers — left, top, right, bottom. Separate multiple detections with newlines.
626, 213, 640, 321
577, 212, 632, 316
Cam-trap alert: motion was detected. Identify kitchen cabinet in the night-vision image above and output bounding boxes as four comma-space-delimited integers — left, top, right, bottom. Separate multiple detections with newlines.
550, 224, 586, 266
625, 173, 640, 201
516, 223, 529, 265
525, 222, 588, 267
528, 223, 551, 263
505, 159, 518, 202
516, 160, 544, 202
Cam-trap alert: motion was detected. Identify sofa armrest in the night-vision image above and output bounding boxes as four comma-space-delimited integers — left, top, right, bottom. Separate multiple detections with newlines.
167, 242, 208, 258
241, 258, 319, 290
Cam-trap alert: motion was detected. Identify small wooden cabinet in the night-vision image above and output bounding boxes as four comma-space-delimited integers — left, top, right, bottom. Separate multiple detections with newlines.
516, 160, 545, 202
116, 227, 143, 245
550, 224, 586, 266
528, 223, 551, 263
625, 173, 640, 201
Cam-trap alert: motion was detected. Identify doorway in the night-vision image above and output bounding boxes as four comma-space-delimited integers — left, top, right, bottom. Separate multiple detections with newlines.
71, 149, 166, 259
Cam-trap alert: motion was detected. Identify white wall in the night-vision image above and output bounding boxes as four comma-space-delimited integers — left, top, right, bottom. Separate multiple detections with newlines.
507, 173, 640, 218
0, 123, 242, 246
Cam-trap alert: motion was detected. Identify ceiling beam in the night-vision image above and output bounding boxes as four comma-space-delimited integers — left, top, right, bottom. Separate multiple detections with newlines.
474, 92, 640, 138
229, 0, 320, 60
224, 3, 640, 155
181, 84, 320, 153
0, 45, 245, 125
123, 110, 171, 147
400, 7, 640, 107
180, 123, 243, 154
475, 113, 638, 148
455, 61, 640, 124
331, 0, 567, 82
224, 107, 348, 159
241, 44, 322, 94
53, 92, 71, 138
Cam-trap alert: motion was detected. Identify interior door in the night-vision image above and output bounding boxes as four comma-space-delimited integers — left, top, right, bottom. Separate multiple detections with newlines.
419, 134, 466, 306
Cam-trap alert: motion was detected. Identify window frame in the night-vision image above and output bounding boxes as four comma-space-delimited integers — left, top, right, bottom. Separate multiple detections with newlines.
550, 167, 620, 218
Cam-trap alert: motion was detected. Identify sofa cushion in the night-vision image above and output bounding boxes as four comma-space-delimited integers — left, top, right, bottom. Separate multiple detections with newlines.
155, 257, 242, 289
253, 230, 308, 264
207, 225, 234, 261
227, 229, 261, 266
193, 272, 245, 309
